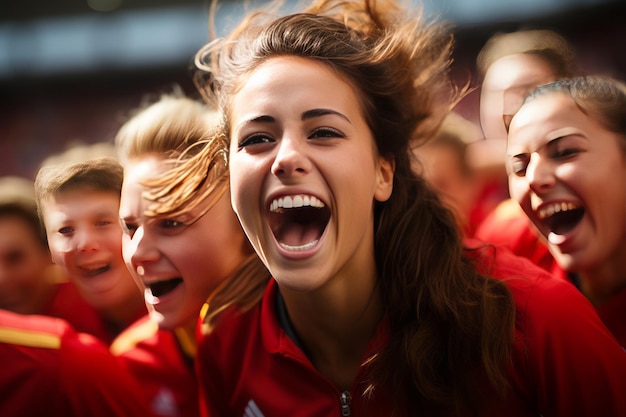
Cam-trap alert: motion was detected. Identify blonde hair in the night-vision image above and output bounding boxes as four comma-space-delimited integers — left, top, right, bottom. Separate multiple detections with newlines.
115, 92, 269, 330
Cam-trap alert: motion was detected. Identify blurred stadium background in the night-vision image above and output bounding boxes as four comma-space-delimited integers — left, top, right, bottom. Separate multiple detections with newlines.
1, 0, 624, 178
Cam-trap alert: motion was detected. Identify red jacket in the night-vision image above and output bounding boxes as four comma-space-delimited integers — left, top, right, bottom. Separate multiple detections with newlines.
196, 244, 626, 417
111, 315, 199, 417
0, 309, 153, 417
475, 200, 626, 348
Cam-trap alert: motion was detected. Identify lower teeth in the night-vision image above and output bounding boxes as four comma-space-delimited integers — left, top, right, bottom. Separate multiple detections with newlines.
279, 240, 318, 252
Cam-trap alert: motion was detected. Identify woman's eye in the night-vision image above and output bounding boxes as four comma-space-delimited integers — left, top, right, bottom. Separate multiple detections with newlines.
552, 148, 579, 159
510, 156, 529, 177
238, 133, 273, 148
59, 226, 73, 235
160, 219, 183, 229
96, 220, 113, 227
309, 127, 344, 139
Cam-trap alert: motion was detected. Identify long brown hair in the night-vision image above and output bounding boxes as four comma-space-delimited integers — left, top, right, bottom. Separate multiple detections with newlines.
187, 0, 516, 414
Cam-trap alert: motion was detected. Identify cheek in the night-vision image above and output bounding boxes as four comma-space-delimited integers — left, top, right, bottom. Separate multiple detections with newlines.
104, 229, 124, 252
49, 246, 66, 266
229, 160, 259, 220
508, 176, 528, 204
47, 235, 72, 261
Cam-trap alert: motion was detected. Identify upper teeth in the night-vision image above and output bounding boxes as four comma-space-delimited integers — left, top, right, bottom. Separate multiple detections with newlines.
538, 202, 578, 220
81, 263, 107, 271
270, 194, 325, 212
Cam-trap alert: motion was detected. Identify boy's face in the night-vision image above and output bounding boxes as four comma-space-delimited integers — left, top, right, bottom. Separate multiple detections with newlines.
41, 187, 140, 311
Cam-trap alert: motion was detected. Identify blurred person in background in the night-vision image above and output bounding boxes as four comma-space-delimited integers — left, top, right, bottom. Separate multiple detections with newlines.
473, 29, 579, 278
35, 146, 147, 345
0, 175, 112, 335
411, 112, 499, 237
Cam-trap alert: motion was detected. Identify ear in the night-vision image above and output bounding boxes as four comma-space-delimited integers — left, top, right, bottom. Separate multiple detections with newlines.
374, 154, 395, 202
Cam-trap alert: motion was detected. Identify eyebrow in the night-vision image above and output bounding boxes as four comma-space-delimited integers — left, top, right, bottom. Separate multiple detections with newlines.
243, 108, 351, 126
302, 108, 351, 123
507, 134, 583, 158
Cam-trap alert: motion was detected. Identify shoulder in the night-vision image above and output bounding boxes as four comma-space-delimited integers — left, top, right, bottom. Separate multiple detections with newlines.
0, 310, 70, 377
0, 310, 152, 416
197, 280, 276, 371
110, 315, 159, 356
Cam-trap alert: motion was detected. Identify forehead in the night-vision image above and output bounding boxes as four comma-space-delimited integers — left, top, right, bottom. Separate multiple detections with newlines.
231, 56, 363, 114
42, 187, 120, 220
123, 156, 167, 184
509, 92, 580, 134
483, 54, 557, 93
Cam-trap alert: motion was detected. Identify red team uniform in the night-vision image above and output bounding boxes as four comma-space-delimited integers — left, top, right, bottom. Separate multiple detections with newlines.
111, 315, 200, 417
0, 309, 153, 417
474, 199, 558, 275
196, 243, 626, 417
475, 199, 626, 347
596, 288, 626, 348
42, 281, 117, 344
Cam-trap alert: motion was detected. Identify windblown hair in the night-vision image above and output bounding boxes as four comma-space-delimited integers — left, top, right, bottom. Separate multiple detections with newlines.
187, 0, 515, 414
34, 157, 124, 223
115, 92, 269, 331
476, 29, 577, 80
115, 92, 227, 219
526, 75, 626, 141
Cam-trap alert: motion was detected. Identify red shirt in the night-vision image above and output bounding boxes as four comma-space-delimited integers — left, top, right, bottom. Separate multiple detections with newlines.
475, 200, 626, 347
0, 309, 153, 417
42, 281, 114, 343
596, 287, 626, 348
111, 316, 199, 417
196, 243, 626, 417
474, 198, 558, 274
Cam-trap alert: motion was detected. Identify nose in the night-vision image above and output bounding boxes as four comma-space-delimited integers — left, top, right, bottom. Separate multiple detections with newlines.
76, 229, 99, 252
270, 137, 311, 178
126, 227, 159, 270
526, 153, 556, 193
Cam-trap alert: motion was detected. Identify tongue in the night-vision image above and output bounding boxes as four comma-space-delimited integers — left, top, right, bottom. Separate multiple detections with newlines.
277, 223, 321, 248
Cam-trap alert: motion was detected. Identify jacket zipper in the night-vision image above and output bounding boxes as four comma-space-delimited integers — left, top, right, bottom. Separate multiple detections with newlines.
340, 391, 352, 416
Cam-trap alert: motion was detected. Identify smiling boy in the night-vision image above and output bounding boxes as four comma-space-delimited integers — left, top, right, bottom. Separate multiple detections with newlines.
35, 156, 146, 344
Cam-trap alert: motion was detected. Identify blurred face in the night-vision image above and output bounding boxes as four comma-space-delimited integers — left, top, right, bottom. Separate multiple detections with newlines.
412, 142, 477, 227
42, 187, 140, 311
228, 56, 394, 292
0, 215, 56, 314
480, 54, 558, 141
507, 92, 626, 273
120, 156, 250, 330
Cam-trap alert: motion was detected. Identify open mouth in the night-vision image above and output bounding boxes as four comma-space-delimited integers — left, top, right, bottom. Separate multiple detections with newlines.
268, 194, 330, 252
537, 202, 584, 236
148, 278, 183, 298
80, 263, 111, 277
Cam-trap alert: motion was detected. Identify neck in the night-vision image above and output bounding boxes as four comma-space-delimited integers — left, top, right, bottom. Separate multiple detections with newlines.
577, 248, 626, 306
101, 295, 146, 332
281, 275, 383, 390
